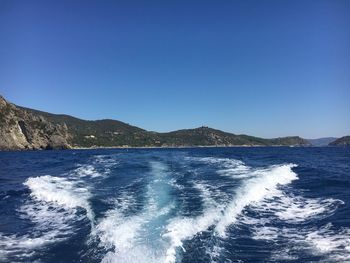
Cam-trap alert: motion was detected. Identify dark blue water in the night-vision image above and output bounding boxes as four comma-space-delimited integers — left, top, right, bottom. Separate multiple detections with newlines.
0, 147, 349, 262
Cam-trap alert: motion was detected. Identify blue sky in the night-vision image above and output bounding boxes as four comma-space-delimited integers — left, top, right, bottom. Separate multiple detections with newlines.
0, 0, 349, 138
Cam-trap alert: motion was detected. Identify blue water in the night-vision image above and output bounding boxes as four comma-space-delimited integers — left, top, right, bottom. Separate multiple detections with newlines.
0, 147, 349, 262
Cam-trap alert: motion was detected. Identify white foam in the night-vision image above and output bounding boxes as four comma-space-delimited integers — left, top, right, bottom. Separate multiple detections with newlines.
73, 155, 118, 178
0, 176, 89, 259
236, 169, 348, 261
10, 154, 344, 262
251, 223, 350, 261
95, 156, 346, 263
19, 200, 78, 232
193, 182, 217, 207
0, 210, 69, 257
0, 155, 120, 260
274, 196, 343, 223
24, 176, 93, 222
306, 224, 350, 260
101, 246, 164, 263
96, 208, 168, 263
96, 209, 144, 251
215, 164, 298, 237
246, 190, 349, 261
251, 226, 280, 241
163, 181, 225, 263
0, 231, 63, 253
0, 211, 74, 256
163, 206, 222, 263
74, 164, 101, 178
92, 187, 145, 252
162, 160, 298, 262
95, 161, 175, 263
188, 157, 249, 178
94, 154, 119, 167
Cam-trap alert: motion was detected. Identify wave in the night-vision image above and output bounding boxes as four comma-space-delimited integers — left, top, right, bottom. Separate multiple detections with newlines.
245, 191, 347, 261
24, 175, 93, 222
73, 155, 119, 178
0, 175, 92, 259
162, 162, 298, 262
0, 154, 120, 260
163, 181, 223, 263
253, 192, 344, 223
251, 223, 350, 261
215, 163, 298, 237
74, 164, 102, 178
306, 224, 350, 261
186, 156, 250, 178
95, 161, 175, 263
4, 154, 346, 262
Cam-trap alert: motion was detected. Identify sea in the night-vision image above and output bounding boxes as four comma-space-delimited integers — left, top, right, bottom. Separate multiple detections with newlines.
0, 147, 349, 263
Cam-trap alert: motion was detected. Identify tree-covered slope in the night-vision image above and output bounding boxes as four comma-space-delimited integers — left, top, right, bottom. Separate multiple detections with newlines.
0, 95, 312, 150
20, 106, 156, 147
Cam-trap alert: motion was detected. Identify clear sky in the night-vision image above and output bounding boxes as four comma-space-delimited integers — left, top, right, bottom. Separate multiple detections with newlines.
0, 0, 349, 138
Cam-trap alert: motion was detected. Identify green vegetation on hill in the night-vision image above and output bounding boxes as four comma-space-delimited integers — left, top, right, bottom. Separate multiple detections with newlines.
20, 107, 155, 147
20, 107, 311, 148
0, 95, 312, 150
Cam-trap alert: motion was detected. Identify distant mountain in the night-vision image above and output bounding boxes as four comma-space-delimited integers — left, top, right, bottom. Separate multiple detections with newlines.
329, 136, 350, 146
0, 95, 311, 150
307, 137, 337, 146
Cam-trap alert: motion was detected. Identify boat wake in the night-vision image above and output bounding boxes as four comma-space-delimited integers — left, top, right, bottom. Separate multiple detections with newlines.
0, 154, 347, 262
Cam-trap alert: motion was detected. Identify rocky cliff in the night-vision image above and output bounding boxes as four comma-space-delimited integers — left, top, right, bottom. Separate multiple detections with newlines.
0, 96, 70, 150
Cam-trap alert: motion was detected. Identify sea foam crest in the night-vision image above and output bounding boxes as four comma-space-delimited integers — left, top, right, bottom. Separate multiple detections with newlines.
187, 156, 250, 178
268, 194, 343, 223
74, 164, 101, 178
163, 159, 298, 262
74, 154, 118, 178
251, 223, 350, 261
163, 187, 222, 263
306, 224, 350, 260
24, 175, 93, 222
231, 168, 347, 261
0, 175, 92, 259
215, 164, 298, 237
0, 154, 119, 260
95, 161, 174, 263
0, 200, 78, 256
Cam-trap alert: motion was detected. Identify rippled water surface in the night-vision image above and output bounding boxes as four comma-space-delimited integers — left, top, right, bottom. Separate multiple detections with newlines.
0, 147, 349, 262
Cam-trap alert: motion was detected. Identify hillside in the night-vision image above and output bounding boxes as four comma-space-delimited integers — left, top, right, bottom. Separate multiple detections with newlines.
307, 137, 337, 146
0, 95, 311, 150
155, 127, 309, 147
329, 136, 350, 146
20, 107, 156, 147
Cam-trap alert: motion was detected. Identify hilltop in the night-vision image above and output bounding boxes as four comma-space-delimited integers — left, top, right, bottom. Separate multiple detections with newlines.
0, 95, 311, 150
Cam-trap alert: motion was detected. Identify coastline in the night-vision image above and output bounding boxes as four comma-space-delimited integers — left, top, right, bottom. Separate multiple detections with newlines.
0, 144, 316, 152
